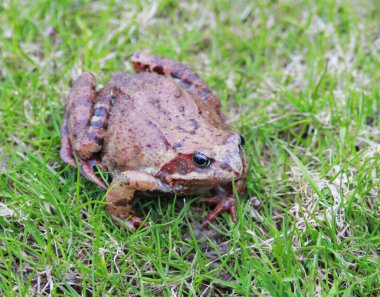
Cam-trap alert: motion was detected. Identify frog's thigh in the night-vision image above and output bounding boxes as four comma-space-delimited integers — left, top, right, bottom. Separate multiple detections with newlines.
65, 73, 111, 159
65, 72, 98, 157
130, 52, 221, 110
76, 88, 113, 159
105, 171, 167, 224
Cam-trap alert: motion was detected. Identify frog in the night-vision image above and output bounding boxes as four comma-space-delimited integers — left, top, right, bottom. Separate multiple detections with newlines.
60, 52, 248, 230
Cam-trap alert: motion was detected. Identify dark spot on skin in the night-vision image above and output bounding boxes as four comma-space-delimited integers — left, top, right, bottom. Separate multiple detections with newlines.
149, 97, 169, 115
153, 65, 164, 75
133, 61, 150, 72
179, 80, 191, 89
179, 106, 185, 113
145, 119, 171, 149
190, 118, 200, 129
89, 120, 106, 128
84, 132, 103, 144
109, 94, 116, 104
176, 118, 200, 135
93, 107, 108, 117
114, 199, 130, 206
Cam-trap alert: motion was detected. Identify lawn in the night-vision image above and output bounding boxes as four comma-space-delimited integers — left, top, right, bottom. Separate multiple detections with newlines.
0, 0, 379, 296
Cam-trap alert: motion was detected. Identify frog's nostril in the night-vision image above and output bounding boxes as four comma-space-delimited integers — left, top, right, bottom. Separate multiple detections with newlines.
239, 135, 246, 147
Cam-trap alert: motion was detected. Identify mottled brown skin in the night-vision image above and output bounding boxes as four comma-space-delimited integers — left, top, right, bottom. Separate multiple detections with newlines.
60, 52, 248, 230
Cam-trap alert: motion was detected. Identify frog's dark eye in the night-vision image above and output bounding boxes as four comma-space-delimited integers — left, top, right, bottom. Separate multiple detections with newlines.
192, 152, 210, 168
240, 135, 246, 147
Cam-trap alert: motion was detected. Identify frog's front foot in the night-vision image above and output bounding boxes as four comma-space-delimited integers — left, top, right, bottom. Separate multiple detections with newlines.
201, 196, 237, 227
109, 213, 148, 231
105, 171, 167, 231
106, 201, 148, 231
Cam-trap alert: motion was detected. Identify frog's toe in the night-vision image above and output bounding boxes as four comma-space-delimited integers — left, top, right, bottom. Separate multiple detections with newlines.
60, 117, 77, 168
125, 216, 148, 231
202, 197, 237, 227
60, 147, 77, 168
110, 214, 148, 231
200, 196, 224, 206
88, 158, 108, 171
80, 159, 108, 190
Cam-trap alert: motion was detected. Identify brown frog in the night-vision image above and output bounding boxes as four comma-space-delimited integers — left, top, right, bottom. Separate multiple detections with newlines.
60, 52, 248, 230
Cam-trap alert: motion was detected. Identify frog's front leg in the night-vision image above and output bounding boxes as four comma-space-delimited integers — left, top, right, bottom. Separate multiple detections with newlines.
201, 179, 246, 227
131, 52, 222, 111
106, 171, 170, 231
60, 72, 112, 189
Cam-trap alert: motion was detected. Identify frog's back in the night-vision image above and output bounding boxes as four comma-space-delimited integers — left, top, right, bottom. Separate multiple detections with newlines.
108, 72, 224, 126
102, 72, 228, 173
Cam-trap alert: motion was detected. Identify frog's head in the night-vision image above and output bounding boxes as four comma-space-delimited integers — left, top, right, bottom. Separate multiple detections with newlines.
157, 133, 248, 194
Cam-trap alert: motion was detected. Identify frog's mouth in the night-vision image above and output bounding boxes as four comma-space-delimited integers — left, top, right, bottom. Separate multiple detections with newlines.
170, 177, 244, 196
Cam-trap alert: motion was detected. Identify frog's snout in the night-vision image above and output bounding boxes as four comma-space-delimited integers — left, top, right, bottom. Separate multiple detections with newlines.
224, 133, 248, 177
224, 151, 246, 176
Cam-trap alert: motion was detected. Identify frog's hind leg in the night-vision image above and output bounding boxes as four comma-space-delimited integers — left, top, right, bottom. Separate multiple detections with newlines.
61, 72, 112, 189
65, 72, 111, 160
60, 115, 77, 168
131, 52, 222, 111
61, 112, 107, 189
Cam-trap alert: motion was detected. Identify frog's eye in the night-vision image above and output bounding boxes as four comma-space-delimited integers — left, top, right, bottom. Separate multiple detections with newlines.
240, 135, 246, 147
192, 152, 210, 168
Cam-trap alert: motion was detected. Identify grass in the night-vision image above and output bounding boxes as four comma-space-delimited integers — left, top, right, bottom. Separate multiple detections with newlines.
0, 0, 379, 296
